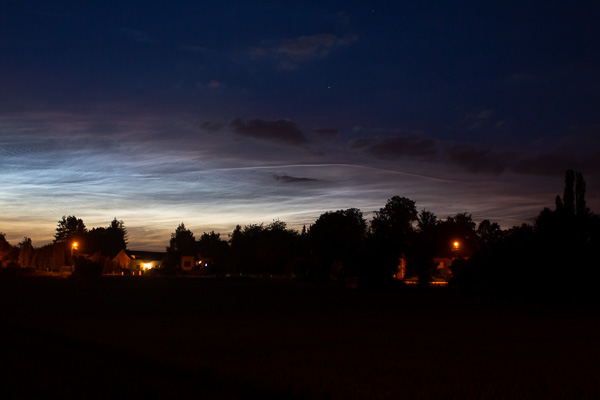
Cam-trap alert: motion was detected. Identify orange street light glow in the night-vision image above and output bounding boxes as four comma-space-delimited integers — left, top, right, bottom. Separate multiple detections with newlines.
72, 242, 78, 249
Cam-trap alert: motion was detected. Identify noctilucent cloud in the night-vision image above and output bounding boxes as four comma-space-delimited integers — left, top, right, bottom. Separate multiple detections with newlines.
2, 1, 599, 250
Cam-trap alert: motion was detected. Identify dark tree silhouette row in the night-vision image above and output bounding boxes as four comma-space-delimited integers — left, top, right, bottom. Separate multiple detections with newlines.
452, 170, 599, 298
1, 170, 598, 298
158, 170, 598, 295
1, 218, 127, 273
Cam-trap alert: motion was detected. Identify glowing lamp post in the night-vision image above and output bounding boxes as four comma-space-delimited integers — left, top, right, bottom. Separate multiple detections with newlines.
451, 241, 461, 261
71, 241, 78, 268
452, 240, 460, 258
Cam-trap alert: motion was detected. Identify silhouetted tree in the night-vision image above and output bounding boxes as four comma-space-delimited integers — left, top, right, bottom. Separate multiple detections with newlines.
169, 223, 195, 254
309, 208, 366, 280
28, 242, 66, 271
71, 256, 103, 279
17, 237, 34, 268
410, 241, 436, 288
54, 215, 86, 244
450, 223, 536, 294
533, 171, 600, 292
554, 169, 589, 217
437, 213, 478, 256
371, 196, 418, 242
575, 171, 588, 216
290, 224, 311, 279
51, 242, 67, 270
417, 209, 438, 233
555, 194, 564, 211
228, 221, 299, 275
35, 244, 53, 271
562, 169, 576, 215
538, 170, 594, 241
86, 218, 128, 258
229, 223, 263, 275
477, 219, 504, 249
404, 209, 442, 284
451, 170, 599, 300
164, 223, 195, 270
196, 231, 230, 273
366, 197, 418, 282
0, 233, 18, 268
29, 247, 40, 270
261, 220, 299, 275
109, 218, 128, 247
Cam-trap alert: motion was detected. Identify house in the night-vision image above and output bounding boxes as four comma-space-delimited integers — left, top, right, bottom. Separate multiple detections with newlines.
393, 255, 407, 280
397, 248, 470, 286
181, 254, 217, 272
433, 253, 471, 280
181, 255, 195, 271
432, 257, 455, 278
112, 250, 165, 274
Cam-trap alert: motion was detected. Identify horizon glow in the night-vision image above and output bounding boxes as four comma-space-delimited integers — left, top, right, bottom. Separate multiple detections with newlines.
2, 3, 599, 250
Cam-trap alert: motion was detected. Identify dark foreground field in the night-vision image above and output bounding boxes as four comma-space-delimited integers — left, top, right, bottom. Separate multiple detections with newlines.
1, 276, 600, 399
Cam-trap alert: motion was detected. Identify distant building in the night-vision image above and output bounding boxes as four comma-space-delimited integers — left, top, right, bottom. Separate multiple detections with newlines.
112, 250, 165, 273
393, 255, 407, 280
181, 255, 195, 271
398, 250, 470, 286
433, 257, 455, 275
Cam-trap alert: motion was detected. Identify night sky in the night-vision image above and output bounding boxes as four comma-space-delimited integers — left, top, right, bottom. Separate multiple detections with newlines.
2, 1, 599, 250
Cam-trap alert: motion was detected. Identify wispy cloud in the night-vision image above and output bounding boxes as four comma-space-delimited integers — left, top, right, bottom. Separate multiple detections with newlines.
350, 136, 438, 159
447, 144, 511, 175
1, 111, 599, 251
311, 128, 338, 139
201, 118, 310, 147
274, 174, 318, 184
230, 118, 308, 145
511, 154, 573, 177
277, 34, 341, 57
199, 120, 226, 132
348, 130, 600, 179
249, 33, 357, 69
508, 152, 600, 178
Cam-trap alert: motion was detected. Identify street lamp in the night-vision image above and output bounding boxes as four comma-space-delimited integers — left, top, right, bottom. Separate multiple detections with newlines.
452, 241, 460, 251
71, 242, 78, 268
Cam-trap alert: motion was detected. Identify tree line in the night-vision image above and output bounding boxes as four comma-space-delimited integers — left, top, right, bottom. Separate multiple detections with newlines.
1, 170, 598, 297
452, 169, 600, 298
0, 217, 127, 273
159, 198, 490, 282
159, 169, 599, 297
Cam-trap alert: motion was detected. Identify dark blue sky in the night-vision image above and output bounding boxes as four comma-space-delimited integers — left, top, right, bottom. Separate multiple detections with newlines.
2, 1, 599, 249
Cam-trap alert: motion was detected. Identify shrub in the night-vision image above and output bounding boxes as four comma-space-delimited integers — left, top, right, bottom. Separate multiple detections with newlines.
71, 257, 103, 279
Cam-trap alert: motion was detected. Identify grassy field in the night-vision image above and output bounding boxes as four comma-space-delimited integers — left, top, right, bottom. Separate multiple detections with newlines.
1, 276, 600, 399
